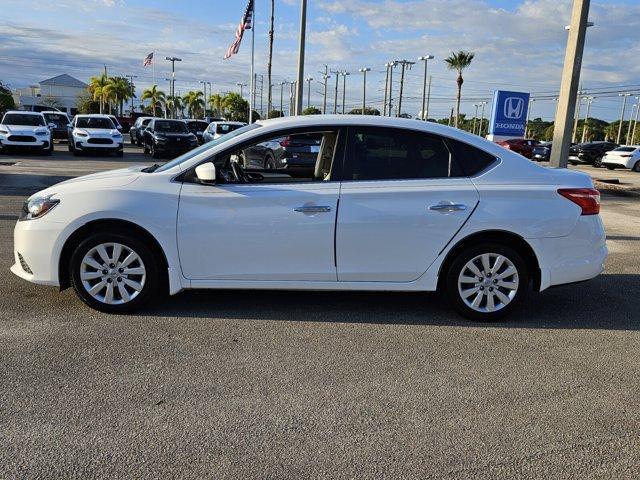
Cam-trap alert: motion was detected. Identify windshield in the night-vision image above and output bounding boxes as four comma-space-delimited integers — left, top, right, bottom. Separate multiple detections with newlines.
43, 113, 69, 126
2, 113, 45, 126
186, 121, 208, 131
216, 123, 243, 134
155, 123, 261, 173
109, 116, 121, 127
155, 121, 188, 133
76, 117, 115, 129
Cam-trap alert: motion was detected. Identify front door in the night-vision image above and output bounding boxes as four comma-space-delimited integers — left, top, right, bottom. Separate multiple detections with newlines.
177, 128, 343, 281
336, 127, 480, 282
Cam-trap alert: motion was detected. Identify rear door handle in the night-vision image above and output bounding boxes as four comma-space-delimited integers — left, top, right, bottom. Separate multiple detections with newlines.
429, 203, 467, 212
294, 205, 332, 213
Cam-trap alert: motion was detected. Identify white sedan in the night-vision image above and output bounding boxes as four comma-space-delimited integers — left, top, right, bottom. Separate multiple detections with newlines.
601, 146, 640, 172
68, 114, 123, 157
11, 115, 607, 320
0, 111, 53, 155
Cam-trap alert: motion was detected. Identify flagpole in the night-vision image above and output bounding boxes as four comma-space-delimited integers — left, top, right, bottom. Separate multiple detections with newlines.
249, 1, 255, 123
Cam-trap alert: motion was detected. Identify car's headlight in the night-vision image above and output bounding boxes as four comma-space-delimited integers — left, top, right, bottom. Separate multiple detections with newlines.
0, 128, 8, 134
19, 194, 60, 221
35, 130, 48, 136
74, 129, 88, 137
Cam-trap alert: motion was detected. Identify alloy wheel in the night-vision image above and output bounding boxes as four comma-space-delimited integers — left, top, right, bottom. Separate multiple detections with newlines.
457, 253, 519, 313
80, 242, 146, 305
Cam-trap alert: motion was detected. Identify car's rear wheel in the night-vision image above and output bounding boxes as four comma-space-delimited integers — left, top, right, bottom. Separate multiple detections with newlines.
606, 165, 616, 170
150, 142, 159, 159
593, 157, 603, 168
264, 152, 276, 169
445, 243, 528, 321
70, 232, 161, 313
633, 161, 640, 173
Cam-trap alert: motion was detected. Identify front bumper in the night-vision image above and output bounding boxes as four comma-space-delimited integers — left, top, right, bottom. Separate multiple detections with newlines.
74, 136, 123, 150
11, 217, 67, 287
0, 137, 49, 149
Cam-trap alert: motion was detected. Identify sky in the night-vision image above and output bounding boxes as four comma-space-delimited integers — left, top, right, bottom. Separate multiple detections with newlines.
1, 0, 639, 121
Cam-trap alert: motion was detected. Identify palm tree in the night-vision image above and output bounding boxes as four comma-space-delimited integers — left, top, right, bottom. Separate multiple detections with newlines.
267, 0, 275, 114
141, 85, 166, 117
444, 51, 475, 128
104, 77, 133, 115
88, 73, 110, 114
166, 96, 184, 118
182, 91, 205, 118
208, 93, 225, 117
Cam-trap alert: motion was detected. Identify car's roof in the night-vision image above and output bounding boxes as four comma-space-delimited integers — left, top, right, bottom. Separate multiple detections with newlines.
76, 114, 112, 118
4, 110, 44, 116
154, 118, 184, 122
41, 111, 69, 115
212, 121, 245, 125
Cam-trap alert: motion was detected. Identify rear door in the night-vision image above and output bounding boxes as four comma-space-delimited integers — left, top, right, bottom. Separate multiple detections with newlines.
336, 127, 480, 282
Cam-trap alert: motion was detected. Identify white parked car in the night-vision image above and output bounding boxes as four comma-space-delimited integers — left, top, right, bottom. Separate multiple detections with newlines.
68, 114, 123, 157
601, 146, 640, 172
0, 110, 53, 155
11, 115, 607, 320
202, 121, 246, 143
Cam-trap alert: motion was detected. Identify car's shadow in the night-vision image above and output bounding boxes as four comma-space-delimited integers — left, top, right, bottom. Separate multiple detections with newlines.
138, 273, 640, 331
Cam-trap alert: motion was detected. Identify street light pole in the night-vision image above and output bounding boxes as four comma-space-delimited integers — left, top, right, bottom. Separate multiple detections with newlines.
581, 96, 593, 143
549, 0, 591, 168
627, 104, 636, 145
236, 82, 247, 98
358, 68, 370, 114
472, 103, 479, 135
617, 93, 631, 144
388, 61, 396, 116
165, 56, 182, 119
395, 60, 415, 118
479, 101, 487, 137
332, 71, 340, 114
525, 98, 535, 138
294, 0, 307, 116
340, 71, 350, 114
382, 63, 391, 116
199, 81, 207, 119
418, 55, 434, 120
125, 74, 137, 115
279, 81, 288, 115
632, 96, 640, 145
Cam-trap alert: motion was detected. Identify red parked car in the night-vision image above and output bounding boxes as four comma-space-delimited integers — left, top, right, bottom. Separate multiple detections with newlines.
496, 138, 539, 159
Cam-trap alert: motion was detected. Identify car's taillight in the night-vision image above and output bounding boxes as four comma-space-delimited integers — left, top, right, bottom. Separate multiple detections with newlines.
279, 136, 291, 147
558, 188, 600, 215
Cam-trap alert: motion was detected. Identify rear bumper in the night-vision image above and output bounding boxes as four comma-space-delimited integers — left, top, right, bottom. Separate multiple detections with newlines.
602, 158, 634, 169
532, 215, 607, 291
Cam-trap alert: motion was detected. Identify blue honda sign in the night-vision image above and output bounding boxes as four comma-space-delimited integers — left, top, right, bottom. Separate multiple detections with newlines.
488, 90, 530, 138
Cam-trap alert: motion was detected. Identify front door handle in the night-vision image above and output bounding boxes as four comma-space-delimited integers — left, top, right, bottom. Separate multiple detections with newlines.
294, 205, 332, 213
429, 203, 467, 212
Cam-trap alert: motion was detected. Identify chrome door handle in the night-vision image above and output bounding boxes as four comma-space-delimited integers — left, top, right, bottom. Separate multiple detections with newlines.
294, 205, 332, 213
429, 203, 467, 212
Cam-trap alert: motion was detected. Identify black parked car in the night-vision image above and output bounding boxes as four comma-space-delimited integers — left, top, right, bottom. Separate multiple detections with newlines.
240, 133, 323, 173
129, 117, 154, 146
42, 111, 70, 141
568, 141, 618, 167
142, 119, 198, 158
184, 120, 209, 145
531, 142, 577, 162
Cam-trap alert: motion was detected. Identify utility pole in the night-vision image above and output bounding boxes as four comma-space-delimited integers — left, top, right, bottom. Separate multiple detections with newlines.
340, 71, 350, 114
631, 96, 640, 145
305, 77, 313, 110
448, 107, 454, 126
525, 98, 535, 138
425, 75, 432, 120
394, 60, 414, 118
572, 90, 583, 143
199, 80, 207, 119
550, 0, 592, 168
332, 70, 340, 114
581, 96, 594, 143
358, 68, 370, 114
479, 101, 487, 137
472, 103, 479, 135
164, 78, 172, 118
387, 61, 397, 117
206, 81, 212, 117
382, 63, 391, 116
418, 55, 434, 120
165, 56, 182, 119
125, 74, 137, 115
617, 93, 631, 144
294, 0, 307, 115
289, 81, 296, 115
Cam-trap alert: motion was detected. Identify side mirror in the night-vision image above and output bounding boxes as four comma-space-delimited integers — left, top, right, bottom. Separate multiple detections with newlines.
67, 123, 72, 128
48, 123, 56, 129
195, 162, 216, 183
116, 125, 122, 131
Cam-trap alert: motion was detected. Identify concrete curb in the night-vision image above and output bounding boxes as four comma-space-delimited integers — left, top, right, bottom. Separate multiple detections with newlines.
594, 180, 640, 198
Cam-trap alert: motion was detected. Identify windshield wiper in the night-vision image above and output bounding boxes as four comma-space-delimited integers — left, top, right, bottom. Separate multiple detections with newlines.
142, 163, 162, 173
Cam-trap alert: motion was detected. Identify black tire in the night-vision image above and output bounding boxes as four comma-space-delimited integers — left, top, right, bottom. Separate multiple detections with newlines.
43, 145, 52, 156
73, 148, 81, 157
150, 142, 159, 159
633, 161, 640, 173
130, 133, 136, 145
143, 142, 149, 154
68, 143, 74, 152
69, 231, 162, 313
264, 153, 276, 169
118, 149, 124, 157
593, 157, 602, 168
445, 243, 529, 321
606, 165, 616, 170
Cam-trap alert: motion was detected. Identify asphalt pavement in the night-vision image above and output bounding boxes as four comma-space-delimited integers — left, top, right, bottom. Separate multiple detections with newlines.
0, 143, 639, 479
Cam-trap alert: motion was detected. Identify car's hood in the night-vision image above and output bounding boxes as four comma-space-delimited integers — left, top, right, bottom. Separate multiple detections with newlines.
76, 128, 119, 137
2, 124, 48, 135
32, 166, 147, 199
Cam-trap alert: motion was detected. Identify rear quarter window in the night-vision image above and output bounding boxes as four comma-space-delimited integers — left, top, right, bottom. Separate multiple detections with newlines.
446, 138, 498, 176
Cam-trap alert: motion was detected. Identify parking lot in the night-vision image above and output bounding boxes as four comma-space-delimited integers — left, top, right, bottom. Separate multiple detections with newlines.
1, 142, 639, 478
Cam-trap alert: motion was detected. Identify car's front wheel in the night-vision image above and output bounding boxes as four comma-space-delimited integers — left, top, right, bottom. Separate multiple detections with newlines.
633, 161, 640, 173
445, 243, 528, 321
70, 231, 161, 313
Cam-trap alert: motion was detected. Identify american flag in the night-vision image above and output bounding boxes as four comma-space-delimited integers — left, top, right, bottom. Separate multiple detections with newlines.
224, 0, 253, 60
143, 52, 154, 67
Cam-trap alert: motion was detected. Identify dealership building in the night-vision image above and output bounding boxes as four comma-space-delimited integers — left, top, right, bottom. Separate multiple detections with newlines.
12, 74, 88, 115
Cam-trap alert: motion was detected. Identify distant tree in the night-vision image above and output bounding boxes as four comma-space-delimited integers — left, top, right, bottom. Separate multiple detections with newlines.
141, 85, 166, 117
267, 109, 283, 119
0, 80, 11, 95
444, 51, 474, 128
223, 92, 250, 122
0, 92, 15, 115
544, 124, 555, 141
166, 96, 184, 118
302, 106, 322, 115
76, 93, 100, 114
348, 107, 380, 115
208, 93, 225, 118
104, 76, 134, 115
182, 90, 205, 118
88, 73, 110, 114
